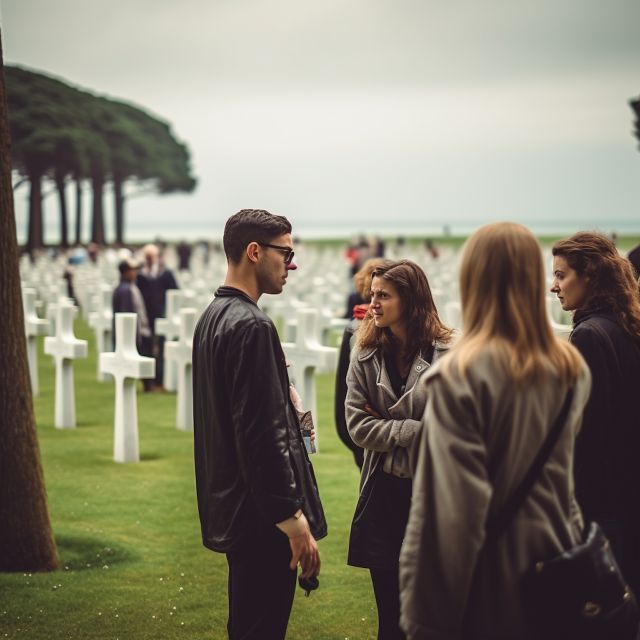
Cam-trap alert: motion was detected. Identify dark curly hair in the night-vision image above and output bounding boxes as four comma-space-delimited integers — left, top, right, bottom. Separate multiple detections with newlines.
552, 232, 640, 343
356, 260, 453, 362
223, 209, 292, 264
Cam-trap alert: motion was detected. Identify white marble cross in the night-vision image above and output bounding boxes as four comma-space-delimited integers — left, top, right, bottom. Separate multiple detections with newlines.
155, 289, 184, 392
99, 313, 155, 463
281, 308, 338, 449
44, 302, 88, 428
88, 284, 113, 381
171, 308, 197, 431
546, 297, 572, 341
22, 287, 50, 396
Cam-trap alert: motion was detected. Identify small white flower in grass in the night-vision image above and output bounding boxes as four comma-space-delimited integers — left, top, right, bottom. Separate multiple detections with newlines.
159, 578, 163, 582
172, 606, 177, 610
152, 615, 156, 619
179, 587, 184, 592
98, 612, 102, 616
103, 565, 109, 570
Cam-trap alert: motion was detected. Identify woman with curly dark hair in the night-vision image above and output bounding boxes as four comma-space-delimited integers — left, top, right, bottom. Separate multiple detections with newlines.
551, 231, 640, 593
345, 260, 453, 639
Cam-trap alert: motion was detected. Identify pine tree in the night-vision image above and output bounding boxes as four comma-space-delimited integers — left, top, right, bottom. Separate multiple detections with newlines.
0, 29, 58, 572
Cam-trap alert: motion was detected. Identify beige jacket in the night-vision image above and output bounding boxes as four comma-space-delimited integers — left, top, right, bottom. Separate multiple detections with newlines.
345, 342, 450, 492
399, 346, 591, 640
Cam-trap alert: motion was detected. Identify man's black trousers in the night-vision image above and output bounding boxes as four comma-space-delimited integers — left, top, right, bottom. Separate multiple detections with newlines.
225, 523, 297, 639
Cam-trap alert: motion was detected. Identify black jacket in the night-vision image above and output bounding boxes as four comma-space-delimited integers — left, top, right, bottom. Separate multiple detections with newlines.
192, 286, 327, 553
136, 268, 178, 326
570, 307, 640, 522
334, 320, 364, 469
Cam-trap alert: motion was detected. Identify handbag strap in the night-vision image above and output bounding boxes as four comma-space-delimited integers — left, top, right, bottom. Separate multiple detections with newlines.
485, 387, 575, 541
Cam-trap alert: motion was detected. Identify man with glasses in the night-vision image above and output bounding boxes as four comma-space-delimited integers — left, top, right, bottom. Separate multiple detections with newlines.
193, 209, 327, 639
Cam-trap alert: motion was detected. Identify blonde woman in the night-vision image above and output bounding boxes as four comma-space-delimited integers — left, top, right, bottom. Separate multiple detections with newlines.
399, 223, 591, 639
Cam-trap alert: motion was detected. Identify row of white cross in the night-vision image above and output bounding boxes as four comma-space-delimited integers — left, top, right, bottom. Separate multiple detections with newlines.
23, 288, 341, 464
21, 242, 573, 465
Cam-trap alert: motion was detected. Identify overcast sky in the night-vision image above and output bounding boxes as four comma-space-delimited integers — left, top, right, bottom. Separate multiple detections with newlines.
2, 0, 640, 241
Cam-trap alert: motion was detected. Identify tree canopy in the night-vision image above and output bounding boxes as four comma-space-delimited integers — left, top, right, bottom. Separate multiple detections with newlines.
5, 65, 196, 247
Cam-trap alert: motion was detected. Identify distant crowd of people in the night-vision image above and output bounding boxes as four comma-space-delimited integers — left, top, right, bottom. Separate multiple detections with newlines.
112, 243, 178, 391
189, 210, 640, 640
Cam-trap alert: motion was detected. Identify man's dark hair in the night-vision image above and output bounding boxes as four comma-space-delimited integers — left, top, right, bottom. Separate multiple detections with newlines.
223, 209, 292, 264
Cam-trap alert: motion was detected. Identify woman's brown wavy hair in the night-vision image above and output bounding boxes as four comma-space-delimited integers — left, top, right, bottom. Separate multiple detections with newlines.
356, 260, 453, 361
552, 232, 640, 343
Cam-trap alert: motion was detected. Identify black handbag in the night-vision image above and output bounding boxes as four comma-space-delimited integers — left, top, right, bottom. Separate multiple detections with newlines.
486, 389, 640, 640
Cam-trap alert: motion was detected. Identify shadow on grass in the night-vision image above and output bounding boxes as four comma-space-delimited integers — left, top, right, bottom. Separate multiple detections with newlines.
56, 534, 136, 571
139, 452, 162, 461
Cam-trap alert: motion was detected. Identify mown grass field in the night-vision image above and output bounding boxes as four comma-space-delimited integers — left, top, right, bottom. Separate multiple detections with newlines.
0, 319, 376, 639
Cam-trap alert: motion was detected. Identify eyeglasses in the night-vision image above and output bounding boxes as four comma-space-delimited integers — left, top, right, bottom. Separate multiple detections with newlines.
258, 243, 295, 265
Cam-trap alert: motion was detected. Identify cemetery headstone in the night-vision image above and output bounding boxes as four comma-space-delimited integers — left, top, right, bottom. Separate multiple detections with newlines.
88, 284, 113, 381
99, 313, 155, 463
22, 287, 50, 396
281, 308, 338, 449
173, 308, 197, 431
44, 302, 88, 428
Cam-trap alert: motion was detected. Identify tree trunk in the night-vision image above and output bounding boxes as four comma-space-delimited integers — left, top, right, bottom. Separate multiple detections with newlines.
113, 175, 125, 245
90, 174, 105, 245
74, 178, 82, 245
55, 173, 68, 248
27, 171, 43, 251
0, 29, 58, 572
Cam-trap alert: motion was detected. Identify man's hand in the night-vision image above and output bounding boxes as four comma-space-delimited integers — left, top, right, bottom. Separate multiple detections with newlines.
288, 529, 321, 579
276, 511, 321, 579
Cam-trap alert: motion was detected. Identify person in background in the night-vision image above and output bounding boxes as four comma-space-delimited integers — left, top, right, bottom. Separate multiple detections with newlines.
112, 258, 152, 388
628, 242, 640, 279
551, 232, 640, 594
399, 222, 590, 639
346, 260, 453, 640
193, 209, 326, 640
136, 243, 178, 390
424, 238, 439, 260
177, 240, 192, 271
87, 242, 99, 264
335, 257, 393, 469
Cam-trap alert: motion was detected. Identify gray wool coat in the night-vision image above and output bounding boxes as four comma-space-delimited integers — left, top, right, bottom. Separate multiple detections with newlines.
399, 346, 592, 640
345, 342, 450, 492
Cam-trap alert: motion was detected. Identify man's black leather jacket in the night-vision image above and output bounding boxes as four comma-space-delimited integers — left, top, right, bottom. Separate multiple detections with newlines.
193, 286, 327, 552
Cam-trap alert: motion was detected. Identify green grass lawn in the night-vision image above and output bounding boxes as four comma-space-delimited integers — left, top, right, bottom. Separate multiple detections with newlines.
0, 319, 377, 639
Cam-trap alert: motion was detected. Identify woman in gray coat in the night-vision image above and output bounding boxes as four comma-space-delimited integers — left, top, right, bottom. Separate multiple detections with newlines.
399, 223, 591, 639
346, 260, 453, 640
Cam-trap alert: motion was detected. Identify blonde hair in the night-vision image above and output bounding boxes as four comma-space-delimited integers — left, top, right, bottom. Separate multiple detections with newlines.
452, 222, 583, 384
